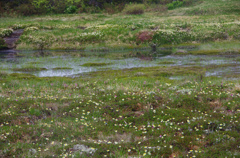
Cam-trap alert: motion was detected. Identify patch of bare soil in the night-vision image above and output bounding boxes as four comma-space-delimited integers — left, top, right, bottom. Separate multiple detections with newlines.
3, 29, 24, 49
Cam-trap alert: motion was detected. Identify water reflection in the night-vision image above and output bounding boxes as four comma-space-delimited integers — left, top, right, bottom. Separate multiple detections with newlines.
0, 51, 239, 78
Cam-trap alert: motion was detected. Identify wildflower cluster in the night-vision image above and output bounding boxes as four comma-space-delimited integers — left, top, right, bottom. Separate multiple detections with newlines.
1, 70, 239, 157
24, 26, 39, 32
152, 29, 194, 45
0, 28, 13, 37
57, 25, 72, 29
73, 32, 104, 43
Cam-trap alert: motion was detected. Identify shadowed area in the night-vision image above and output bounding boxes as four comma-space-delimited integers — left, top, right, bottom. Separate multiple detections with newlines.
3, 29, 24, 49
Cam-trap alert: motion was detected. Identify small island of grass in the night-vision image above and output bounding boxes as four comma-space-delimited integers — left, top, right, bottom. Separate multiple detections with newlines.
80, 62, 112, 67
13, 67, 47, 72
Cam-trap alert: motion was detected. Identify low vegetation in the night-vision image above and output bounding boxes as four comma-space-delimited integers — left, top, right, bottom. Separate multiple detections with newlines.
81, 63, 112, 67
1, 65, 240, 157
0, 0, 240, 157
0, 0, 239, 51
12, 67, 47, 72
123, 4, 145, 15
0, 13, 239, 51
0, 37, 7, 49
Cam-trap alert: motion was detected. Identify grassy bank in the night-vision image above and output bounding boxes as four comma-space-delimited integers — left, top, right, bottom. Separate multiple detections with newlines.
0, 0, 239, 52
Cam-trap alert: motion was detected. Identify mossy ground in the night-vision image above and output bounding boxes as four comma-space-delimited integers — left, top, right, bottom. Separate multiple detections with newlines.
81, 63, 112, 67
52, 67, 73, 70
1, 65, 240, 157
12, 67, 47, 72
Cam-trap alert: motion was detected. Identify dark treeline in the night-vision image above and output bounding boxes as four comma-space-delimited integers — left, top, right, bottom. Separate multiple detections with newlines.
0, 0, 175, 16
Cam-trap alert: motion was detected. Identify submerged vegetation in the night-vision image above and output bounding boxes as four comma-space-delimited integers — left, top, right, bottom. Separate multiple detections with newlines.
13, 67, 47, 72
81, 63, 112, 67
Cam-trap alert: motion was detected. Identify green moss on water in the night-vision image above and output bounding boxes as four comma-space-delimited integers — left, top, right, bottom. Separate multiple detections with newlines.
26, 61, 43, 65
81, 62, 112, 67
52, 67, 73, 70
206, 63, 239, 69
184, 50, 222, 55
13, 67, 47, 72
158, 61, 175, 64
9, 73, 36, 79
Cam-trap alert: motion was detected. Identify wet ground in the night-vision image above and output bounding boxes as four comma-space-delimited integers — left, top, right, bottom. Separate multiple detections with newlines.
0, 50, 240, 79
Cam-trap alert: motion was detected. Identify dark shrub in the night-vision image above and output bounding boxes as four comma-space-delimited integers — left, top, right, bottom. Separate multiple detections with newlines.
65, 5, 77, 14
167, 0, 183, 10
0, 2, 4, 15
159, 0, 172, 5
103, 3, 125, 14
50, 0, 67, 14
80, 6, 101, 13
145, 4, 167, 12
16, 4, 37, 16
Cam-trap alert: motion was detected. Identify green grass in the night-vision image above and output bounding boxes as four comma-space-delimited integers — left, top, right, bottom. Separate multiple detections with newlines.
0, 0, 240, 157
0, 37, 7, 49
0, 66, 240, 157
12, 67, 47, 72
0, 0, 239, 52
158, 61, 175, 64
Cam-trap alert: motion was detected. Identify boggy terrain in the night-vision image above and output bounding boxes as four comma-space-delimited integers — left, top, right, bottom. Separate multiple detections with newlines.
0, 0, 240, 157
0, 65, 240, 157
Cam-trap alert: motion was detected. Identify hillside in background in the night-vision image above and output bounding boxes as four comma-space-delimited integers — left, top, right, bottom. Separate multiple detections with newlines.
0, 0, 239, 16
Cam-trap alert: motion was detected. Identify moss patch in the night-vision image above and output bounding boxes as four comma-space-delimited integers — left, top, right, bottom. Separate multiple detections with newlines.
13, 67, 47, 72
181, 50, 222, 55
26, 61, 43, 64
52, 67, 73, 70
0, 37, 7, 50
158, 61, 175, 64
80, 62, 112, 67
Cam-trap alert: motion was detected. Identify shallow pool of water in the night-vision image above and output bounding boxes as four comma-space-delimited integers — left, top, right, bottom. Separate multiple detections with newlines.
0, 51, 240, 78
